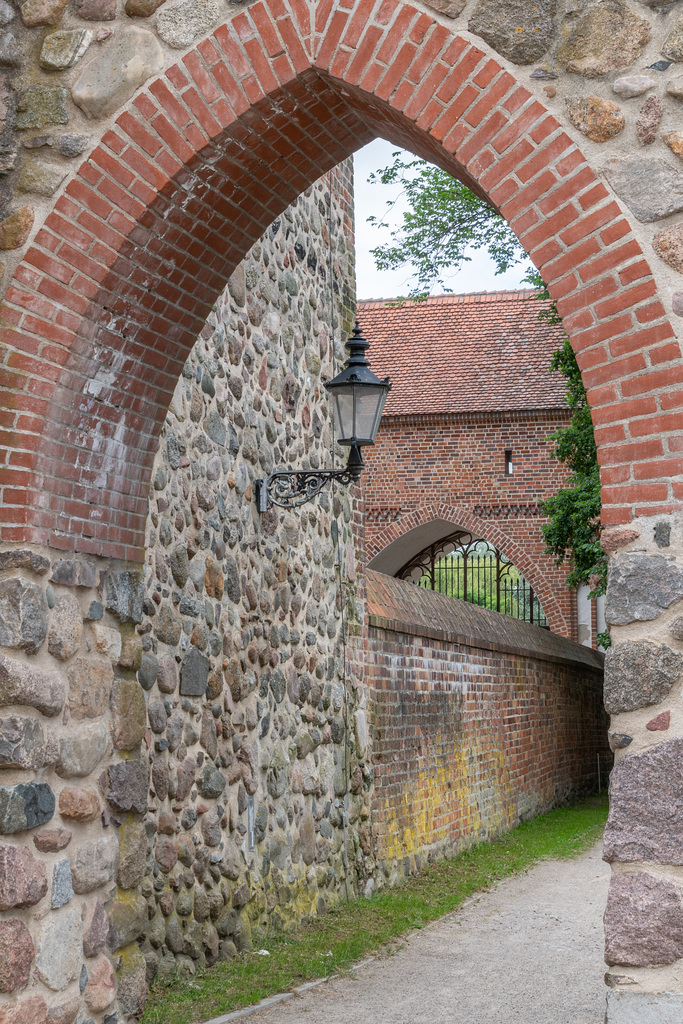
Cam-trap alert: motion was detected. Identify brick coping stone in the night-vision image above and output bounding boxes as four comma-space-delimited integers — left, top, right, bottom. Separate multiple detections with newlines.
367, 570, 605, 670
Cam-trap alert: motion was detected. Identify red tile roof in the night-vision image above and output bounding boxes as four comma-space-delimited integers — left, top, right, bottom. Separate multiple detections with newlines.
357, 290, 569, 416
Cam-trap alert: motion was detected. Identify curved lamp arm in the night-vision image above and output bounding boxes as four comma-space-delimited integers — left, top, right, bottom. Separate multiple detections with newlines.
255, 443, 363, 512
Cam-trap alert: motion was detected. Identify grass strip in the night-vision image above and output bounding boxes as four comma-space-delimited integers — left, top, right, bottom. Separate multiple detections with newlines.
142, 793, 608, 1024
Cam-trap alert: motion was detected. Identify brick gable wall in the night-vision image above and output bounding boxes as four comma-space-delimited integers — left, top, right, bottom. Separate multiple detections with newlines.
363, 407, 577, 638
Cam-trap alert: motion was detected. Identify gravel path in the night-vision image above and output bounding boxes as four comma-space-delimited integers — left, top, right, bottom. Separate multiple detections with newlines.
249, 842, 610, 1024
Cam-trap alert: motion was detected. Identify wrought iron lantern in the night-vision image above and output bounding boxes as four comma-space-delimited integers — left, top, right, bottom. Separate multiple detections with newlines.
255, 321, 390, 512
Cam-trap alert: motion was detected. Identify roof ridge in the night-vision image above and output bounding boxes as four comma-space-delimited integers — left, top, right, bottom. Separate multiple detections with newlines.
357, 289, 540, 308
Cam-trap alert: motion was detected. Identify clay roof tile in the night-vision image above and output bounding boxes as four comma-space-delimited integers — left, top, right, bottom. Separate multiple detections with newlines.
357, 289, 569, 416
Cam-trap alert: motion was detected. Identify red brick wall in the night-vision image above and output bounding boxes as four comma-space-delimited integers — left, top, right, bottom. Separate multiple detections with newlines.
0, 0, 680, 556
363, 408, 577, 638
365, 571, 608, 877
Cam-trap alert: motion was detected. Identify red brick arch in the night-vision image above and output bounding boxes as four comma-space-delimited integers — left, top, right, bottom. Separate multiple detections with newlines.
0, 0, 680, 560
365, 501, 568, 635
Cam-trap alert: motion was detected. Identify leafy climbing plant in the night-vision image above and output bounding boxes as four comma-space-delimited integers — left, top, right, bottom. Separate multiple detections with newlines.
525, 273, 607, 601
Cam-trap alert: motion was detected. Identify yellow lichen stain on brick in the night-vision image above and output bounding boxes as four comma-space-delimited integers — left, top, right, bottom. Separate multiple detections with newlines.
376, 733, 517, 872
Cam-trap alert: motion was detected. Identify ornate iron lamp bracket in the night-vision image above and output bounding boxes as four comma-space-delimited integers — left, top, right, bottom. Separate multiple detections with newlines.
255, 467, 357, 512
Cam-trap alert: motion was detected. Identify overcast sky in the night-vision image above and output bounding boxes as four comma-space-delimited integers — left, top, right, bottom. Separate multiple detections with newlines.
353, 138, 531, 302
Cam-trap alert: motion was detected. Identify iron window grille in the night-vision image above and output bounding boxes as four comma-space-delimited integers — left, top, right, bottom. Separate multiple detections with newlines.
397, 529, 548, 628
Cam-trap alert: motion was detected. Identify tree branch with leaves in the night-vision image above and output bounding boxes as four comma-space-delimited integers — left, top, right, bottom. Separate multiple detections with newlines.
367, 152, 527, 298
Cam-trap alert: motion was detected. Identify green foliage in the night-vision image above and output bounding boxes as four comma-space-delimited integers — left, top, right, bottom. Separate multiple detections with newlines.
522, 268, 561, 325
425, 551, 544, 623
547, 348, 597, 477
142, 796, 607, 1024
541, 466, 605, 593
430, 554, 522, 606
521, 273, 607, 598
367, 152, 528, 298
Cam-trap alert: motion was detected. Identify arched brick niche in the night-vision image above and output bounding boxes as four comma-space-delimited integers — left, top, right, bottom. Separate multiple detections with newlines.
0, 0, 679, 560
366, 502, 569, 636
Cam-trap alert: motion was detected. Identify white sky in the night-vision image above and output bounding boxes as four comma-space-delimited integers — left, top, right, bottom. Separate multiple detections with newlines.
353, 138, 532, 301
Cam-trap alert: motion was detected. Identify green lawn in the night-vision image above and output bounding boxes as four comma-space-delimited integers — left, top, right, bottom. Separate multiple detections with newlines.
142, 794, 608, 1024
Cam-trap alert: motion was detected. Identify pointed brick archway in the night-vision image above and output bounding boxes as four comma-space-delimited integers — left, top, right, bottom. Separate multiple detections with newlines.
365, 501, 569, 636
0, 0, 680, 560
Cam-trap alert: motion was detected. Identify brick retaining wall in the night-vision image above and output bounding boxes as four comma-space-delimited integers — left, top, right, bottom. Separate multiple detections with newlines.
365, 571, 608, 879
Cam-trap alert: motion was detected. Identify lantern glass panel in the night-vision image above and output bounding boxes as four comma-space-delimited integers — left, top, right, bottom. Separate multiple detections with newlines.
330, 388, 355, 443
355, 384, 388, 444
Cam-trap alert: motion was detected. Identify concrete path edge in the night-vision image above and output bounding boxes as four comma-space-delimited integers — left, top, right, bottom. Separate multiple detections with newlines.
202, 959, 377, 1024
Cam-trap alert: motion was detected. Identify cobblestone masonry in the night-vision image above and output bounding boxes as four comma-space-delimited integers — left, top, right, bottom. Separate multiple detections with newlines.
135, 162, 370, 993
0, 0, 677, 1021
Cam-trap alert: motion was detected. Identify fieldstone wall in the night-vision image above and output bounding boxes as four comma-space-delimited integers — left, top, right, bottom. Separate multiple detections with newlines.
0, 550, 150, 1024
601, 514, 683, 1020
0, 161, 377, 1024
135, 161, 374, 990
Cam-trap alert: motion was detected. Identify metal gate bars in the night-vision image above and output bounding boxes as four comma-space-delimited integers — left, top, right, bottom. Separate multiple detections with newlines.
397, 529, 548, 628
